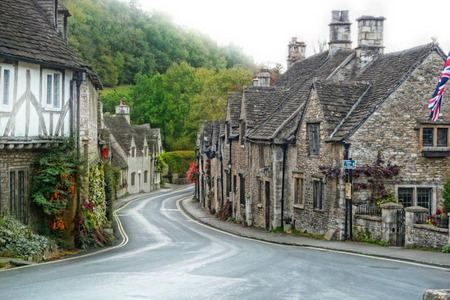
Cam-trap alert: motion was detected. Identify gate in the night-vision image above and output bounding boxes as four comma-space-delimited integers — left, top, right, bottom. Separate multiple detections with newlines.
396, 208, 405, 247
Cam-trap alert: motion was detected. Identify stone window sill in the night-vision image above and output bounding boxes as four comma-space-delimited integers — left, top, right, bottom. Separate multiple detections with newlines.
293, 204, 304, 210
421, 149, 449, 158
313, 208, 325, 213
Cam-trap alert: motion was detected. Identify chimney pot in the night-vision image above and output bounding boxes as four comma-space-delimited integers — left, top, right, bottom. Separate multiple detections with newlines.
328, 10, 352, 54
287, 37, 306, 69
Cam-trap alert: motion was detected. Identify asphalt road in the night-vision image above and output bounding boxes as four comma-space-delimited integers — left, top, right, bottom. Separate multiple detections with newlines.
1, 186, 449, 300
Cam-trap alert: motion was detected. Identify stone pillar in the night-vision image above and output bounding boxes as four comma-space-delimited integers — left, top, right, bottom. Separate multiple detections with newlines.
405, 206, 428, 248
381, 202, 403, 245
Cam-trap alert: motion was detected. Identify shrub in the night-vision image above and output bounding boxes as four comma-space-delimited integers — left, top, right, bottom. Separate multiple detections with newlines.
159, 151, 195, 176
0, 216, 55, 259
443, 179, 450, 213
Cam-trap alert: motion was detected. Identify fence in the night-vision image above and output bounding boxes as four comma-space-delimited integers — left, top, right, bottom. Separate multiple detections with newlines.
414, 213, 449, 229
355, 203, 381, 216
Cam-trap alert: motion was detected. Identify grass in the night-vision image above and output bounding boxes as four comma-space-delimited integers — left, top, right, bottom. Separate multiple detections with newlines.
100, 85, 133, 96
405, 246, 443, 253
269, 227, 326, 240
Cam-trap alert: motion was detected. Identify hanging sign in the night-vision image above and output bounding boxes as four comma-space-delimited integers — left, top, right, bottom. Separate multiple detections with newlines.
345, 183, 352, 199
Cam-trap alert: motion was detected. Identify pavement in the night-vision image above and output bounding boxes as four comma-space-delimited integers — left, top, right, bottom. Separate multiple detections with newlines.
1, 185, 449, 299
180, 197, 450, 269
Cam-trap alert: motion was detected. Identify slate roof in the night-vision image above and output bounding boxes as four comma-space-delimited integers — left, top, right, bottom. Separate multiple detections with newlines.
249, 49, 355, 141
314, 80, 371, 132
242, 87, 286, 129
0, 0, 101, 87
103, 114, 134, 154
227, 93, 242, 137
329, 43, 441, 141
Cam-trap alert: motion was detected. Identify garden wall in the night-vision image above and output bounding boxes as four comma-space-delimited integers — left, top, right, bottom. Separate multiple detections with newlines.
354, 215, 382, 241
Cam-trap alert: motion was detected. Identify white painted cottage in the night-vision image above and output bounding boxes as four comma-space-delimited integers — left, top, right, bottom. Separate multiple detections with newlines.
0, 0, 103, 227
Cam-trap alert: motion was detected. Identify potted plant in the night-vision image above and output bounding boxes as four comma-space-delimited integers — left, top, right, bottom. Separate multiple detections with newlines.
283, 215, 293, 232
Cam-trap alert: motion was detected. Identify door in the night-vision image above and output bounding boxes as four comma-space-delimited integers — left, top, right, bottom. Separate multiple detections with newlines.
265, 181, 270, 230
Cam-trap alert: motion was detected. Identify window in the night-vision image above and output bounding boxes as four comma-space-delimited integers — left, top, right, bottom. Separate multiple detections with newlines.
259, 145, 265, 168
258, 180, 262, 204
131, 172, 136, 186
226, 124, 231, 142
144, 146, 148, 157
44, 71, 62, 108
422, 128, 433, 147
313, 180, 323, 210
308, 123, 320, 156
0, 65, 14, 108
233, 175, 237, 194
226, 171, 231, 197
422, 127, 449, 148
294, 175, 304, 206
131, 147, 136, 157
144, 171, 148, 183
9, 169, 27, 224
398, 188, 413, 207
3, 69, 10, 105
417, 188, 432, 213
397, 187, 433, 214
240, 175, 245, 205
437, 128, 448, 147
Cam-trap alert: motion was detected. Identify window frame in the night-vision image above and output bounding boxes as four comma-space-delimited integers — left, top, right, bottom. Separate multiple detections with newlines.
43, 69, 62, 110
131, 172, 136, 186
144, 170, 148, 183
421, 126, 450, 149
0, 64, 14, 111
9, 168, 28, 224
312, 179, 324, 210
239, 175, 245, 206
307, 123, 320, 156
259, 144, 265, 168
293, 173, 304, 208
396, 185, 434, 214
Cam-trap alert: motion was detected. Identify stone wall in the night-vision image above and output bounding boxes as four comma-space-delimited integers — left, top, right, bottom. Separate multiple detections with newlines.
354, 215, 382, 241
408, 224, 448, 249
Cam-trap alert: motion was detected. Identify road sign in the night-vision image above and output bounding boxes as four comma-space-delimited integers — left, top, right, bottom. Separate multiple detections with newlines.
343, 160, 356, 169
345, 183, 352, 199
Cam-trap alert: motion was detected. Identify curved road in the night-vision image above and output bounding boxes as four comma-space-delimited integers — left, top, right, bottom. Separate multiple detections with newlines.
1, 186, 449, 299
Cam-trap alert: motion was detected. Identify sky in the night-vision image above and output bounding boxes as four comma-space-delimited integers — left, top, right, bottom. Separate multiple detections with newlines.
136, 0, 450, 70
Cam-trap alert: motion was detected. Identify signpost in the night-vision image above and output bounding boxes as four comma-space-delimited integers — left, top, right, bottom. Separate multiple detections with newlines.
343, 147, 355, 241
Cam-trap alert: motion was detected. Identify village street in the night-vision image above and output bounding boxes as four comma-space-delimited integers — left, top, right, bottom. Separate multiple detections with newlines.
0, 185, 448, 300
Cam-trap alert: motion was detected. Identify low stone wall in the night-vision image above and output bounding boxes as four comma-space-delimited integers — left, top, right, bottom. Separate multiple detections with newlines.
354, 215, 382, 241
408, 224, 448, 250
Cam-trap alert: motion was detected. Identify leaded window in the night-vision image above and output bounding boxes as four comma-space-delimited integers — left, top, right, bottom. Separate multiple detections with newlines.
437, 128, 448, 147
313, 180, 323, 209
9, 169, 27, 224
422, 128, 434, 147
308, 123, 320, 156
240, 175, 245, 205
398, 187, 413, 207
417, 188, 432, 213
294, 177, 303, 205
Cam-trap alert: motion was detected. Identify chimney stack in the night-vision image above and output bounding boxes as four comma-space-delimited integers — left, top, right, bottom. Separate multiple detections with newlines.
115, 98, 131, 124
356, 16, 385, 67
287, 37, 306, 69
253, 68, 271, 87
328, 10, 352, 54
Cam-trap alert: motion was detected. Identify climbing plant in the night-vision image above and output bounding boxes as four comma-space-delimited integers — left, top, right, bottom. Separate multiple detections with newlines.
320, 151, 401, 203
31, 150, 78, 235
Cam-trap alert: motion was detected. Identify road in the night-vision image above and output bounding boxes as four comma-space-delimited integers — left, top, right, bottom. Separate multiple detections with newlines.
0, 186, 449, 299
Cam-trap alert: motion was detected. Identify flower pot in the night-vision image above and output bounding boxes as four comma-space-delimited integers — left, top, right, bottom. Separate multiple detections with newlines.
284, 224, 292, 232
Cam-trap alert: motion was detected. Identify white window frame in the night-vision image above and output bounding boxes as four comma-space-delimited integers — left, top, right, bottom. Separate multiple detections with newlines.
43, 69, 62, 110
0, 64, 15, 112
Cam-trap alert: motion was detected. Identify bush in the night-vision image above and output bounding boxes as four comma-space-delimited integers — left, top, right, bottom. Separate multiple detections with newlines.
159, 151, 195, 177
443, 179, 450, 213
0, 216, 55, 259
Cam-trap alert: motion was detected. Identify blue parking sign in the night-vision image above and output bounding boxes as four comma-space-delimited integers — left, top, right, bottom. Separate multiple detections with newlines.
343, 160, 356, 169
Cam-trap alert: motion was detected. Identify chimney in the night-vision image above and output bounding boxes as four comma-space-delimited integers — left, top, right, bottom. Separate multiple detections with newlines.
328, 10, 352, 54
115, 98, 131, 124
287, 37, 306, 69
252, 68, 271, 87
356, 16, 385, 67
57, 5, 71, 41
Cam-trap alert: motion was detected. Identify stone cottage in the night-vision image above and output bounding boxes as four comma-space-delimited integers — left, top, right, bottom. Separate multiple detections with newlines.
197, 10, 449, 245
103, 100, 162, 197
0, 0, 103, 230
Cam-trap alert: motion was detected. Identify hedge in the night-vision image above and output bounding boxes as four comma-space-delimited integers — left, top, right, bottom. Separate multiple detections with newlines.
160, 151, 195, 177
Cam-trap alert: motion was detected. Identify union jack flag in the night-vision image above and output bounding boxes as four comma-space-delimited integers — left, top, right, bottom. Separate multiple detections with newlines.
428, 52, 450, 122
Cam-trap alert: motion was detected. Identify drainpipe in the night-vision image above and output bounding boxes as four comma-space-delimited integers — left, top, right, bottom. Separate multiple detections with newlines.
220, 154, 224, 206
75, 71, 85, 211
281, 143, 288, 227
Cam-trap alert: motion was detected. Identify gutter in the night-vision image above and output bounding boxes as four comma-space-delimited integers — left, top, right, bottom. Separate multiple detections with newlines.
280, 143, 288, 227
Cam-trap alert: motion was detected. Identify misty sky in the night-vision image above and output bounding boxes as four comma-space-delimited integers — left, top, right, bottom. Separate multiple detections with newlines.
136, 0, 450, 69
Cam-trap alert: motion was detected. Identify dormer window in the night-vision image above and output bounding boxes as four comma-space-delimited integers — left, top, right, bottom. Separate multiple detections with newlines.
44, 70, 62, 109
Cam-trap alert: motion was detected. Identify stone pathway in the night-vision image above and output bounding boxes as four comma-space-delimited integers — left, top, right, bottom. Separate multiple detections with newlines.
180, 198, 450, 269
